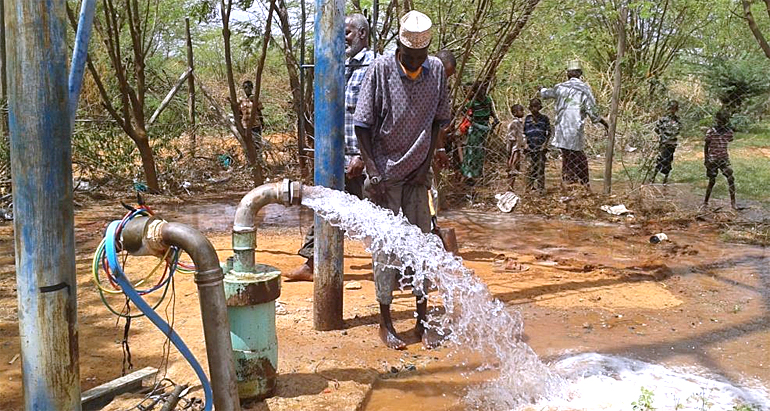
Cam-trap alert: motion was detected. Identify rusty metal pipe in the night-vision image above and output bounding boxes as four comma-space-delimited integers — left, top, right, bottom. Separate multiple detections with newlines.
122, 217, 241, 411
232, 179, 302, 274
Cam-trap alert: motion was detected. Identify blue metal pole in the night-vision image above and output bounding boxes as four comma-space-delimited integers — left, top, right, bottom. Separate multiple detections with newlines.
313, 0, 345, 330
68, 0, 97, 126
7, 2, 81, 410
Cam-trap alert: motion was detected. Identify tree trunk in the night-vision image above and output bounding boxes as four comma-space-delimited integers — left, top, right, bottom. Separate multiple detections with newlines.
220, 0, 260, 183
604, 5, 627, 194
133, 130, 160, 192
185, 17, 196, 157
276, 0, 310, 175
743, 0, 770, 59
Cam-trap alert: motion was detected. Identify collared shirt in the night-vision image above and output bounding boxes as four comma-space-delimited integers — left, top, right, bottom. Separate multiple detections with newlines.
354, 53, 451, 182
655, 114, 681, 146
540, 78, 601, 151
705, 126, 734, 161
345, 48, 376, 164
524, 113, 551, 150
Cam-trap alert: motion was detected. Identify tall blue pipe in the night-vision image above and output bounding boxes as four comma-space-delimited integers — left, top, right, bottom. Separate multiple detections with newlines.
7, 2, 82, 410
313, 0, 346, 330
68, 0, 97, 126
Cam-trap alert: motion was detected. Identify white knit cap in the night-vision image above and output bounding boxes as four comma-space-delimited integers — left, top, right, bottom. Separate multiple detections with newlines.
567, 60, 582, 71
399, 11, 432, 49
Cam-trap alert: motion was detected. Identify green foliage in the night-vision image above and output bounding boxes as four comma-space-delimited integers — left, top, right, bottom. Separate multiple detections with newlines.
731, 404, 760, 411
703, 53, 770, 112
72, 125, 138, 185
631, 386, 656, 411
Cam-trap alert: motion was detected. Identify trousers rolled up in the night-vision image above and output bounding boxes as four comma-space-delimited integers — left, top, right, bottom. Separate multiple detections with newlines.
368, 179, 432, 305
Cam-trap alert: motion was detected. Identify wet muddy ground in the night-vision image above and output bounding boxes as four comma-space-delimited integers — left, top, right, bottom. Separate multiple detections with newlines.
0, 192, 768, 410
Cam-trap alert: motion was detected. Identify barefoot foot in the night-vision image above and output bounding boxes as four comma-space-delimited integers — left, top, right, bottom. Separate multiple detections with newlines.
379, 325, 407, 350
283, 262, 313, 282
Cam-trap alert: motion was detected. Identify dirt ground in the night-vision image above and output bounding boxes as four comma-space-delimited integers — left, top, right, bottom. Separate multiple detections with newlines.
0, 192, 769, 410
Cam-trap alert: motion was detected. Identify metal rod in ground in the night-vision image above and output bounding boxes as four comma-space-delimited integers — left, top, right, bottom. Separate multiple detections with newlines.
160, 384, 188, 411
313, 0, 346, 331
0, 0, 7, 136
7, 2, 82, 410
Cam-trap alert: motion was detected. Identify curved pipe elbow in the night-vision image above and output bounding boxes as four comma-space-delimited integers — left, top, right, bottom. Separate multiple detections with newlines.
232, 179, 302, 233
161, 222, 221, 276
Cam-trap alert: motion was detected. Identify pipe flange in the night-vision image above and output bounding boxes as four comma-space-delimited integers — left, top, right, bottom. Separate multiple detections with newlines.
280, 179, 291, 205
289, 181, 303, 206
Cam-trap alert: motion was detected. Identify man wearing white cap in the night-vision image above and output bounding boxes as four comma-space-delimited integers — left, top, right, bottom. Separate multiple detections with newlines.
540, 60, 608, 187
354, 10, 450, 350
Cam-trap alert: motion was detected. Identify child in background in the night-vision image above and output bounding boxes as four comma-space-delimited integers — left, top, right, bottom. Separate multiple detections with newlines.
523, 98, 552, 193
703, 110, 737, 210
507, 104, 526, 189
651, 100, 682, 184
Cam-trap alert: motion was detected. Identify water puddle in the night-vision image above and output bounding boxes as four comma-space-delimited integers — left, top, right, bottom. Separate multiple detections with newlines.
161, 202, 312, 232
365, 353, 769, 410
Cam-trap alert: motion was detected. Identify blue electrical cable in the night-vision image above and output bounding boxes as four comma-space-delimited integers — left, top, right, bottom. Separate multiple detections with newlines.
105, 220, 213, 411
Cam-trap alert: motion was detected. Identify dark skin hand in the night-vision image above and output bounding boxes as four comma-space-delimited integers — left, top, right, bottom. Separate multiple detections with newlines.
432, 123, 450, 171
346, 156, 365, 179
355, 126, 387, 203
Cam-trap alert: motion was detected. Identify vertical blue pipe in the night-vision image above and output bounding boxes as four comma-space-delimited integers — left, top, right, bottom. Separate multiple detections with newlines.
68, 0, 97, 126
7, 2, 82, 410
313, 0, 346, 330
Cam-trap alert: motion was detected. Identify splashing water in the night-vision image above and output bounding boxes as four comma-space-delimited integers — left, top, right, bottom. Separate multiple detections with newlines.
302, 186, 562, 408
302, 186, 769, 410
529, 353, 769, 410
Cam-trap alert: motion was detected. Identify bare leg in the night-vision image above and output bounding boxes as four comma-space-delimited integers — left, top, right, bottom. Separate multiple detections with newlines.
414, 297, 441, 349
727, 174, 737, 210
379, 304, 406, 350
703, 177, 716, 207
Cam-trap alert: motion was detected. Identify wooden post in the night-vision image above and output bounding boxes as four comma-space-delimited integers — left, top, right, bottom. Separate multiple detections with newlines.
185, 18, 196, 156
604, 5, 627, 195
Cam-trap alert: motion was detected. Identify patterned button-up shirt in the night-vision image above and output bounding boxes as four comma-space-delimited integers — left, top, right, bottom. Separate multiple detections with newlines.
540, 78, 601, 151
354, 53, 451, 182
705, 126, 734, 161
345, 48, 375, 165
655, 114, 681, 146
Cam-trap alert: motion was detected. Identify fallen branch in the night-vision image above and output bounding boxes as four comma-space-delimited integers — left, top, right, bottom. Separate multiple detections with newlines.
147, 67, 193, 126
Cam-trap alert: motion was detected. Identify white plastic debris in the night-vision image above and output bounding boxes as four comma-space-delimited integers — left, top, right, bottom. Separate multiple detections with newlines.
275, 301, 288, 315
495, 192, 520, 213
601, 204, 632, 216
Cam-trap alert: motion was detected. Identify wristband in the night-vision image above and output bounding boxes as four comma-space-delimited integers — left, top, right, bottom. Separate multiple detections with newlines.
437, 148, 446, 152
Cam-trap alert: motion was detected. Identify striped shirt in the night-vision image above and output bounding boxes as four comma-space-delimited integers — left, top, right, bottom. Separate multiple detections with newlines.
345, 48, 375, 164
705, 126, 733, 161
